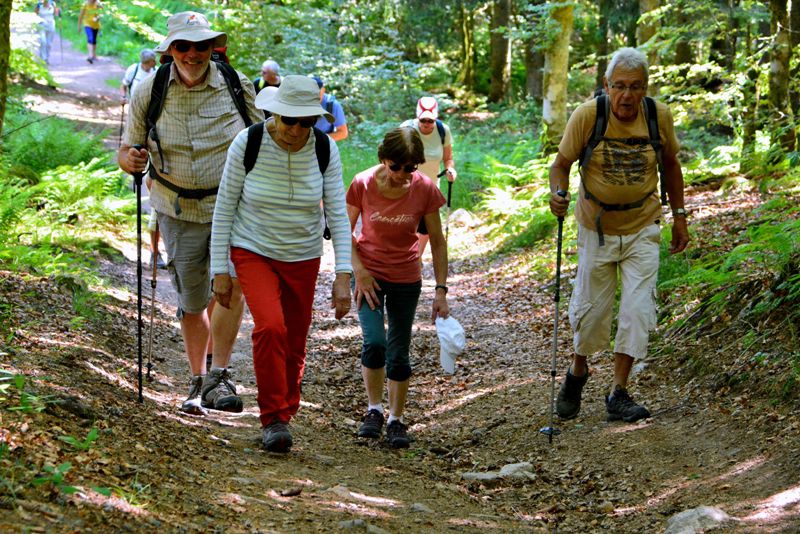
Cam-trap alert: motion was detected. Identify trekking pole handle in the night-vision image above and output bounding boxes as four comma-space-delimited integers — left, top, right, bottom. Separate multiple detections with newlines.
556, 189, 567, 222
131, 144, 146, 186
437, 170, 453, 208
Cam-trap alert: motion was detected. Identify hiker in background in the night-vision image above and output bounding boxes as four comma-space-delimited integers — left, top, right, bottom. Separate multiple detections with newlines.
310, 76, 348, 141
253, 59, 281, 94
35, 0, 60, 65
210, 76, 352, 453
400, 96, 457, 260
77, 0, 102, 64
120, 49, 157, 101
347, 127, 450, 448
549, 47, 689, 424
118, 12, 263, 416
120, 49, 162, 268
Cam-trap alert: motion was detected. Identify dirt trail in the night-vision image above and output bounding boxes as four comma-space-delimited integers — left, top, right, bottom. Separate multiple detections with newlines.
3, 20, 800, 533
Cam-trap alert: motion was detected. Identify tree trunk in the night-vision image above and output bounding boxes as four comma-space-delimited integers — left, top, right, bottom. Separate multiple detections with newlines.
674, 9, 693, 66
789, 0, 800, 121
709, 0, 737, 71
488, 0, 512, 103
740, 19, 767, 172
525, 39, 544, 100
0, 0, 11, 141
542, 3, 574, 151
456, 4, 476, 90
595, 0, 611, 93
625, 0, 639, 46
637, 0, 659, 96
768, 0, 795, 157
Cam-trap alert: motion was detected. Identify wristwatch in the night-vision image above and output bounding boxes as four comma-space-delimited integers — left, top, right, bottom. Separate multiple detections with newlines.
672, 208, 687, 217
435, 285, 448, 293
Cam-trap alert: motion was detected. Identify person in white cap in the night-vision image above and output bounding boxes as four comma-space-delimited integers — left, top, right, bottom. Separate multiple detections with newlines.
400, 96, 457, 259
118, 11, 263, 417
210, 75, 352, 453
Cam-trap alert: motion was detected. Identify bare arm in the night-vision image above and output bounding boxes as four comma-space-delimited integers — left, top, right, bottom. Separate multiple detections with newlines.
662, 151, 689, 254
348, 204, 380, 311
442, 144, 456, 182
329, 123, 348, 142
424, 210, 450, 322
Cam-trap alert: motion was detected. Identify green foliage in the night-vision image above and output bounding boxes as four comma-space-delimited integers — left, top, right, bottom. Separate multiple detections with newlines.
2, 109, 108, 177
9, 48, 55, 86
0, 371, 54, 413
58, 428, 100, 451
32, 462, 78, 495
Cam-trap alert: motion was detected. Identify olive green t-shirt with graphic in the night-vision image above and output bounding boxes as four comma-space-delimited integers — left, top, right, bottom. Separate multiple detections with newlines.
558, 98, 680, 236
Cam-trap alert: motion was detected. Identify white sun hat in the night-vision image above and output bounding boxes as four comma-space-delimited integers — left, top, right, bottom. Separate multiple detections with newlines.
257, 75, 334, 122
154, 12, 227, 54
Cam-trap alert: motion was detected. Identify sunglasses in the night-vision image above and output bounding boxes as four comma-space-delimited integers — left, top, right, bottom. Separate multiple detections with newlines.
419, 118, 435, 124
387, 163, 418, 173
280, 116, 317, 128
172, 40, 213, 53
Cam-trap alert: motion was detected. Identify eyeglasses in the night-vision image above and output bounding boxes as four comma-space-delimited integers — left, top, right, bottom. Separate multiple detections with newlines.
419, 118, 435, 124
609, 82, 646, 93
387, 163, 418, 173
280, 116, 317, 128
172, 40, 214, 53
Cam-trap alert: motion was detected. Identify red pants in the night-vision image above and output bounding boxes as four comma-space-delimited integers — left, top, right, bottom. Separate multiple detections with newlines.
231, 247, 320, 427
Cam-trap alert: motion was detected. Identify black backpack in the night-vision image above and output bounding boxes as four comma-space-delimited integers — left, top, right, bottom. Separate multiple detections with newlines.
242, 122, 332, 240
577, 94, 667, 245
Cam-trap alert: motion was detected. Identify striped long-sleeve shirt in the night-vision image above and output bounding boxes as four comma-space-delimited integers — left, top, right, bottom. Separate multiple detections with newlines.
210, 124, 352, 275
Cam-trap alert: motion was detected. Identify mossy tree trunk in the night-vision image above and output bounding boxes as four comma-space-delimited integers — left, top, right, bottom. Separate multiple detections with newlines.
542, 2, 573, 152
0, 0, 12, 142
456, 3, 477, 90
637, 0, 659, 96
768, 0, 795, 158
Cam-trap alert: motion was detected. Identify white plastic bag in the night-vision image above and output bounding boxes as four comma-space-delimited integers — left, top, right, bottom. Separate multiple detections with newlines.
435, 316, 466, 374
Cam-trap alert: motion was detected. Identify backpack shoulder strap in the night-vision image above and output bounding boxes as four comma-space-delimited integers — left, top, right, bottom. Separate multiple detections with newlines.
146, 63, 172, 132
312, 127, 330, 174
243, 122, 264, 175
216, 61, 253, 128
435, 119, 445, 145
643, 96, 668, 205
579, 95, 608, 169
325, 97, 334, 115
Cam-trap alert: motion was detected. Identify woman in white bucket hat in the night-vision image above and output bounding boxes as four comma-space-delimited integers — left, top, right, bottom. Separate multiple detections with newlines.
210, 75, 352, 453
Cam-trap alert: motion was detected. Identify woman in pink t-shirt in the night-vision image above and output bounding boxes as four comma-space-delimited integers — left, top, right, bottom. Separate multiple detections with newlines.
346, 127, 450, 448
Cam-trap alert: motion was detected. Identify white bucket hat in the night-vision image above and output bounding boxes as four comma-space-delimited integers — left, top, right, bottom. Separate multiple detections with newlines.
154, 12, 227, 54
256, 75, 334, 122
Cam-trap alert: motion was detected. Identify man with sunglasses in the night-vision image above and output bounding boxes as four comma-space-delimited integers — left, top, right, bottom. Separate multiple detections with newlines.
548, 47, 689, 424
118, 12, 263, 416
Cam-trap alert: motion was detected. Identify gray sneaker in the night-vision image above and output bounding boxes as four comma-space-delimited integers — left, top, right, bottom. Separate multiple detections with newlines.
262, 421, 292, 453
201, 368, 243, 412
180, 376, 207, 415
556, 369, 589, 420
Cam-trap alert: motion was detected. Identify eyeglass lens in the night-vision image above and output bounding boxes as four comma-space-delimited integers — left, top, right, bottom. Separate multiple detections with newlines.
173, 40, 213, 53
281, 116, 316, 128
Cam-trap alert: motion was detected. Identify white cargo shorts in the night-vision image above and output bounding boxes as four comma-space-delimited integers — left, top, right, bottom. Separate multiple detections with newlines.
568, 223, 661, 360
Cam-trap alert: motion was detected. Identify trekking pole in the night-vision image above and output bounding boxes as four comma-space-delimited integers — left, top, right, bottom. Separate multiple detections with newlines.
118, 103, 125, 150
540, 190, 567, 443
146, 220, 158, 381
130, 144, 145, 403
436, 169, 451, 242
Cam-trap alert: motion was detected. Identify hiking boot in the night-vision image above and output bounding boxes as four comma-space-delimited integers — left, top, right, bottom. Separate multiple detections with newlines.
262, 421, 292, 453
385, 420, 410, 449
606, 386, 651, 423
357, 409, 385, 438
180, 376, 207, 415
201, 368, 243, 413
556, 369, 589, 420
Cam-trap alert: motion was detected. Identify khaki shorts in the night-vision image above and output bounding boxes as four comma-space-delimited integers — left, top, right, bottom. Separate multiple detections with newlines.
568, 223, 661, 360
157, 213, 236, 317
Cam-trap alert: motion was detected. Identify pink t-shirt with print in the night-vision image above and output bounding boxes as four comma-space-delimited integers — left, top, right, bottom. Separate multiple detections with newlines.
347, 165, 445, 284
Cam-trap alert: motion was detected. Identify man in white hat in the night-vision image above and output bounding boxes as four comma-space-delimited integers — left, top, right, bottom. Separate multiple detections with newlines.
118, 11, 264, 416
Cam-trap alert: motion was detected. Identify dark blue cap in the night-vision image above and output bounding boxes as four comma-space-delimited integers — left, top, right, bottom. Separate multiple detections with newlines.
310, 75, 323, 88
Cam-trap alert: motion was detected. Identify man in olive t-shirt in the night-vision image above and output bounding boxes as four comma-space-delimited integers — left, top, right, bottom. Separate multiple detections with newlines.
548, 47, 689, 424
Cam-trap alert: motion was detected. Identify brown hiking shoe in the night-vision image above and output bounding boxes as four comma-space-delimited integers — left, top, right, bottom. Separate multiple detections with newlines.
556, 369, 589, 420
201, 368, 243, 412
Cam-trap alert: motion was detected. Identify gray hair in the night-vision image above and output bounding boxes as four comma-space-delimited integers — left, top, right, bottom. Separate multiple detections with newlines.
605, 47, 649, 83
261, 60, 280, 73
139, 49, 156, 63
